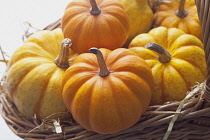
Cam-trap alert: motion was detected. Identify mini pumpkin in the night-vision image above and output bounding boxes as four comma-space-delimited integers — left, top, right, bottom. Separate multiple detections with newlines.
129, 27, 207, 105
153, 0, 202, 40
62, 48, 154, 134
61, 0, 130, 54
6, 28, 78, 120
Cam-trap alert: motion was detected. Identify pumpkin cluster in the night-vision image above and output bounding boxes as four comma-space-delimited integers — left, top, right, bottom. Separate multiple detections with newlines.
6, 0, 206, 135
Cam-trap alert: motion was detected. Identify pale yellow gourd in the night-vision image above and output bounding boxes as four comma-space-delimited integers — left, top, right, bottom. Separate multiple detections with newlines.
118, 0, 154, 48
6, 29, 78, 120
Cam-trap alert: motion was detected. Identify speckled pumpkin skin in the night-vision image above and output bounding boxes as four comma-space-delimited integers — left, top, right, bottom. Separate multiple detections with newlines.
6, 29, 77, 120
129, 27, 207, 105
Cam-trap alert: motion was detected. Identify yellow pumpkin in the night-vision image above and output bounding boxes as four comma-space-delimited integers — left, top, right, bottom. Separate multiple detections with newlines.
61, 0, 130, 54
6, 28, 78, 120
129, 27, 207, 105
62, 48, 154, 134
153, 0, 202, 40
118, 0, 154, 48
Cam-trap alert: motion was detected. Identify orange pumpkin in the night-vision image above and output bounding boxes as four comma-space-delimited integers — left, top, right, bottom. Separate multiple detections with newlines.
61, 0, 130, 54
153, 0, 202, 40
129, 27, 207, 105
62, 48, 154, 134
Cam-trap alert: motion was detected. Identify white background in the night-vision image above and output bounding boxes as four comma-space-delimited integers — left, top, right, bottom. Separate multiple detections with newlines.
0, 0, 72, 139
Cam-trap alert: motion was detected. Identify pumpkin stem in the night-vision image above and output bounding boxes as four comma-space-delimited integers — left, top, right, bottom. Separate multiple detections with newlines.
54, 38, 72, 69
176, 0, 188, 18
89, 0, 101, 15
89, 48, 110, 77
145, 43, 171, 63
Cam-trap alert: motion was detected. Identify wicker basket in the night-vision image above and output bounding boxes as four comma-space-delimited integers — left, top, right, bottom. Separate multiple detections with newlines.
1, 0, 210, 139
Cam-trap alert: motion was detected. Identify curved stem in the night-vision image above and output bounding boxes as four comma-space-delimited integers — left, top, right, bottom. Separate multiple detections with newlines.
54, 38, 72, 69
89, 48, 110, 77
176, 0, 188, 18
145, 43, 171, 63
89, 0, 101, 15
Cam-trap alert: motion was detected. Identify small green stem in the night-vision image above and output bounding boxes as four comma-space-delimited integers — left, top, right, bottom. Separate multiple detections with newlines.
176, 0, 188, 18
89, 0, 101, 15
54, 38, 72, 69
145, 43, 171, 63
89, 48, 110, 77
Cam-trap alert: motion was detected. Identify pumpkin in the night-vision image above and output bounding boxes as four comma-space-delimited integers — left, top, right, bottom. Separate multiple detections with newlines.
61, 0, 130, 54
6, 28, 78, 120
62, 48, 154, 134
153, 0, 202, 40
118, 0, 154, 48
129, 27, 207, 105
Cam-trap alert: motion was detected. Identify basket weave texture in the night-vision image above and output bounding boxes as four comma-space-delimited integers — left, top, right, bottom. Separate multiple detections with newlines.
1, 0, 210, 139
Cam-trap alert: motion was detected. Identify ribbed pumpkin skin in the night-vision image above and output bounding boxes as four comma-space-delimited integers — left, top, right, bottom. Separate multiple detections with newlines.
61, 0, 130, 54
62, 48, 154, 134
154, 0, 202, 40
6, 29, 76, 120
129, 27, 207, 105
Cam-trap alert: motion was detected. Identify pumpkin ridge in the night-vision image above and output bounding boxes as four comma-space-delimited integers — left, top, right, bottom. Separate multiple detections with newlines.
163, 16, 181, 28
169, 37, 203, 54
112, 72, 151, 112
7, 58, 52, 99
87, 77, 109, 133
103, 14, 129, 45
26, 32, 61, 57
109, 74, 145, 129
162, 64, 188, 103
71, 77, 96, 131
86, 80, 96, 131
149, 64, 165, 105
106, 50, 135, 67
33, 65, 57, 120
99, 0, 121, 8
106, 53, 141, 67
172, 45, 204, 52
172, 58, 207, 78
171, 46, 205, 72
8, 44, 54, 67
147, 34, 165, 49
13, 63, 57, 119
23, 42, 55, 59
109, 58, 154, 89
63, 13, 85, 36
89, 17, 121, 50
73, 63, 98, 72
169, 62, 189, 88
161, 66, 168, 104
63, 72, 97, 114
78, 17, 97, 52
106, 76, 124, 130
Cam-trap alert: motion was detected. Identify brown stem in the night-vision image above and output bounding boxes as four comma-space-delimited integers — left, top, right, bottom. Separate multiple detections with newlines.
176, 0, 188, 18
89, 0, 101, 15
145, 43, 171, 63
89, 48, 110, 77
54, 38, 72, 69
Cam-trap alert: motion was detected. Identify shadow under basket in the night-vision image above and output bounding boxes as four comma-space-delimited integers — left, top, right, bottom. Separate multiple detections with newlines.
1, 0, 210, 139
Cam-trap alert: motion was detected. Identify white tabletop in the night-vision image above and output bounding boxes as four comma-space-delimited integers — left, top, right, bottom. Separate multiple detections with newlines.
0, 0, 71, 139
